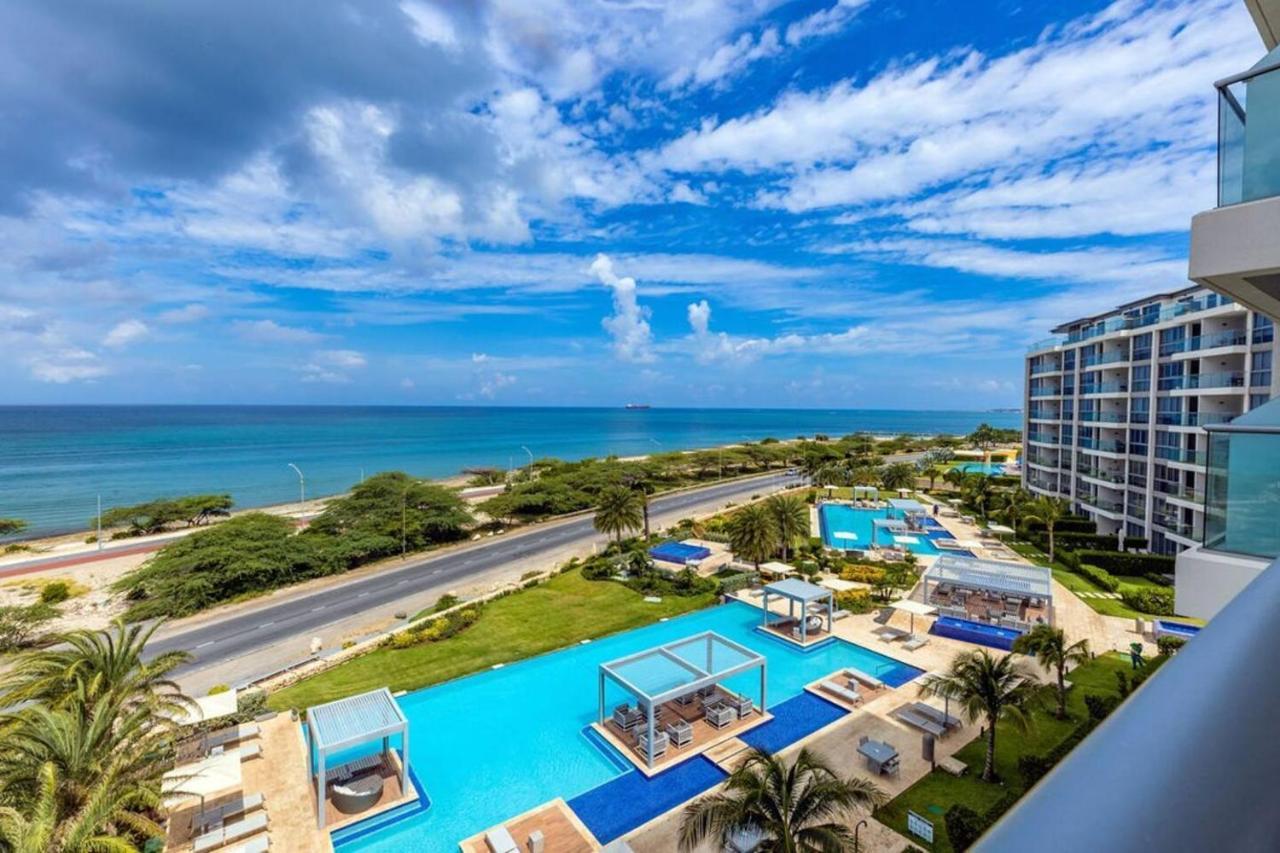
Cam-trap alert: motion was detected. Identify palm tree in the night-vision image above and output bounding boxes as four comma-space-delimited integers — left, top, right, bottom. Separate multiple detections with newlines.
995, 488, 1033, 535
678, 747, 885, 852
0, 621, 191, 718
960, 472, 995, 519
941, 466, 965, 491
619, 471, 655, 538
919, 649, 1038, 782
593, 486, 645, 544
728, 504, 779, 570
764, 495, 808, 562
0, 759, 156, 853
1025, 496, 1068, 563
814, 463, 852, 488
1013, 625, 1090, 719
878, 462, 917, 492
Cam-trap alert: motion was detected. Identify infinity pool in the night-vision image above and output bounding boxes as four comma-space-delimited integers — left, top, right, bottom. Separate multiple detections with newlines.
818, 502, 969, 556
331, 600, 921, 851
951, 461, 1008, 476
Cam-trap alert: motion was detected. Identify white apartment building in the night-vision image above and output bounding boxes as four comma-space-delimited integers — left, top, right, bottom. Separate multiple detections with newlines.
1022, 287, 1278, 560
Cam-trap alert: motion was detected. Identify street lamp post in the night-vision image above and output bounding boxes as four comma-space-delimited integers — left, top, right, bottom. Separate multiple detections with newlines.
288, 463, 305, 505
854, 819, 868, 852
520, 445, 533, 478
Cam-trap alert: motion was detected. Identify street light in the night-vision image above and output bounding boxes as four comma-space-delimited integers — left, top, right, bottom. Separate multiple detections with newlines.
287, 463, 305, 505
520, 445, 533, 478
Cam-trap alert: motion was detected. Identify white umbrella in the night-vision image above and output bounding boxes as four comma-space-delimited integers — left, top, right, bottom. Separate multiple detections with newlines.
890, 598, 938, 635
162, 751, 241, 808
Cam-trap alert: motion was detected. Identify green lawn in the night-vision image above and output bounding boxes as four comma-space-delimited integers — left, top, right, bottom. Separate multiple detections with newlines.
876, 653, 1138, 852
267, 569, 717, 710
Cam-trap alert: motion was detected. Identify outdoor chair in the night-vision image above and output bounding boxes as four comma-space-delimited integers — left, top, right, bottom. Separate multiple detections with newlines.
844, 667, 885, 690
727, 692, 754, 718
228, 837, 269, 853
666, 719, 693, 747
332, 772, 384, 815
912, 702, 962, 729
903, 635, 930, 651
892, 707, 945, 738
705, 703, 737, 729
637, 730, 668, 759
485, 826, 520, 853
820, 680, 861, 705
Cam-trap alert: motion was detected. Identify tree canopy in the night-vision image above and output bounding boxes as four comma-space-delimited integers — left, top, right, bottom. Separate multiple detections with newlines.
97, 494, 232, 536
0, 518, 27, 537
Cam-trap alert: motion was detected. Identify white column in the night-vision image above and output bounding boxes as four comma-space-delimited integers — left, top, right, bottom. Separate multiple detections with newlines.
646, 702, 655, 768
316, 746, 326, 828
400, 726, 409, 795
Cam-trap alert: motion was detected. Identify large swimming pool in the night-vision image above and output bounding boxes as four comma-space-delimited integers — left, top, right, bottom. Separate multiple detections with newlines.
818, 502, 967, 556
951, 461, 1010, 476
331, 600, 920, 851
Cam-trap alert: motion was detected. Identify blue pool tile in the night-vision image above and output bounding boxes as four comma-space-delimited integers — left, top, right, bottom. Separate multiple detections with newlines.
738, 692, 848, 754
567, 758, 727, 844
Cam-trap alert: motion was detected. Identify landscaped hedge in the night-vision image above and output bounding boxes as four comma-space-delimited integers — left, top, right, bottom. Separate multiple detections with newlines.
834, 589, 876, 614
1074, 563, 1120, 592
715, 571, 757, 595
944, 791, 1018, 852
1022, 517, 1096, 535
1120, 587, 1174, 616
1074, 550, 1175, 577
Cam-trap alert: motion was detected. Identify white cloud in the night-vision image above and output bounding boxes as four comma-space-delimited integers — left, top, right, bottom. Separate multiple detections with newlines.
665, 28, 781, 91
785, 0, 870, 46
28, 347, 108, 383
686, 299, 744, 364
590, 253, 655, 363
300, 349, 368, 383
157, 303, 209, 324
102, 318, 148, 348
232, 319, 324, 344
400, 1, 459, 50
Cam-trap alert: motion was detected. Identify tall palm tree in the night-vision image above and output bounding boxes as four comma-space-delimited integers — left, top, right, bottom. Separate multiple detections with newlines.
996, 488, 1033, 535
919, 649, 1038, 782
0, 620, 192, 721
960, 472, 996, 519
593, 486, 645, 544
1013, 625, 1090, 719
619, 471, 655, 539
941, 466, 966, 491
1025, 496, 1068, 563
678, 747, 884, 852
0, 759, 156, 853
814, 463, 852, 488
764, 494, 808, 562
728, 504, 779, 570
878, 462, 917, 492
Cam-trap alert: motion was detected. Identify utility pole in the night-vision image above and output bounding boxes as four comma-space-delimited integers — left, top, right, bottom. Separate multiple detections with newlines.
401, 488, 408, 559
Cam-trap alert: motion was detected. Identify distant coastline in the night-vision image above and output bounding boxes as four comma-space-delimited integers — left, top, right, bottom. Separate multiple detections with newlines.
0, 405, 1022, 536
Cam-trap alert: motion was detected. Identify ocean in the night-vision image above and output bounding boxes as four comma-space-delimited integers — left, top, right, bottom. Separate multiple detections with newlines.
0, 406, 1021, 537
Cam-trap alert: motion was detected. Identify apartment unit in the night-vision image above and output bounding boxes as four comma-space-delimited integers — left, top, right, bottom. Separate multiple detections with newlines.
1022, 288, 1278, 562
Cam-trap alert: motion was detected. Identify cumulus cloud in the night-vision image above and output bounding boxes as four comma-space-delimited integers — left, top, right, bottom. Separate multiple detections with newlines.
590, 254, 655, 363
103, 318, 148, 348
664, 28, 782, 91
157, 303, 209, 324
686, 299, 744, 364
27, 348, 109, 384
232, 319, 324, 344
785, 0, 870, 46
300, 349, 368, 383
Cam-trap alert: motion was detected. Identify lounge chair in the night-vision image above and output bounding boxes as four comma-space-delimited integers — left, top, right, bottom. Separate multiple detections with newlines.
877, 627, 909, 643
201, 812, 267, 850
204, 723, 260, 752
332, 772, 384, 814
195, 792, 266, 832
872, 608, 893, 625
902, 635, 930, 651
666, 719, 693, 747
844, 667, 885, 690
705, 703, 737, 729
485, 826, 520, 853
235, 743, 262, 761
892, 707, 945, 737
820, 680, 861, 705
224, 837, 269, 853
637, 730, 668, 759
831, 608, 851, 621
911, 702, 962, 729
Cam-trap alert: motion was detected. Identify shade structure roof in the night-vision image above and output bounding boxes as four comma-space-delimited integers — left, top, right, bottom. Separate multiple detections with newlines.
162, 751, 241, 806
171, 690, 239, 727
888, 498, 927, 512
986, 523, 1016, 535
925, 554, 1053, 599
890, 599, 938, 616
308, 687, 407, 754
759, 561, 795, 576
873, 518, 908, 530
764, 577, 832, 603
600, 631, 765, 706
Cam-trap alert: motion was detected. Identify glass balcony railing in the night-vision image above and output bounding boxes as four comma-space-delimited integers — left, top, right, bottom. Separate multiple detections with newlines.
1203, 409, 1280, 559
1081, 351, 1129, 367
1027, 431, 1057, 444
1156, 446, 1206, 465
1078, 467, 1126, 484
1155, 480, 1204, 503
1079, 411, 1127, 424
1217, 58, 1280, 207
1154, 514, 1200, 538
1187, 329, 1248, 351
1079, 438, 1126, 453
1156, 411, 1236, 427
1186, 371, 1246, 389
1029, 386, 1061, 398
1029, 362, 1061, 375
1080, 494, 1125, 513
1080, 381, 1127, 394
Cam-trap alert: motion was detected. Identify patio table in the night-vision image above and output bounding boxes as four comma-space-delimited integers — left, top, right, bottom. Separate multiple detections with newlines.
857, 739, 899, 773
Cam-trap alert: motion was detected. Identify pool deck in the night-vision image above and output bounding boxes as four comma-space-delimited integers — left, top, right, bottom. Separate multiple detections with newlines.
593, 697, 773, 777
459, 798, 599, 853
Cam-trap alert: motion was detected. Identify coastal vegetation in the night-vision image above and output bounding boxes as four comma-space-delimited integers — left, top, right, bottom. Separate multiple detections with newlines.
268, 566, 716, 710
115, 472, 472, 620
0, 621, 192, 852
0, 518, 26, 537
97, 494, 233, 538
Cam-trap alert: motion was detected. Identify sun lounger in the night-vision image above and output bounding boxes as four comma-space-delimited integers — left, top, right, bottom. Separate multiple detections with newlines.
831, 608, 851, 621
843, 667, 885, 690
325, 754, 382, 784
204, 723, 260, 752
235, 743, 262, 761
705, 703, 737, 729
486, 826, 520, 853
208, 812, 266, 847
872, 609, 893, 625
911, 702, 962, 729
893, 707, 945, 738
903, 635, 930, 651
195, 792, 266, 832
224, 836, 269, 853
820, 680, 861, 705
877, 627, 909, 643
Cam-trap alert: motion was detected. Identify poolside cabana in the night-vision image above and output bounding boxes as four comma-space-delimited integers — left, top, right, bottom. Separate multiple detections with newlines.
762, 578, 834, 644
922, 555, 1054, 626
871, 517, 910, 549
889, 599, 937, 635
886, 498, 928, 520
598, 632, 767, 769
307, 688, 408, 827
853, 485, 879, 502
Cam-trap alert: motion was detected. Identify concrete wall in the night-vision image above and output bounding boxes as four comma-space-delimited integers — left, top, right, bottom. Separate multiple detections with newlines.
1175, 544, 1271, 619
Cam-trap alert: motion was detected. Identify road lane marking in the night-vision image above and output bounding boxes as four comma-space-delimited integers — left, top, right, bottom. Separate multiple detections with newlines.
195, 641, 215, 649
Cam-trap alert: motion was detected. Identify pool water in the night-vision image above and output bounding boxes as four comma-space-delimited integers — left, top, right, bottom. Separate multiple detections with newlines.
335, 600, 921, 851
951, 461, 1009, 476
818, 503, 966, 556
930, 615, 1024, 651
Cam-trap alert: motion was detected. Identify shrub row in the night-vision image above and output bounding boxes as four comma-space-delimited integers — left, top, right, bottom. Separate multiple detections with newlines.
1023, 516, 1096, 535
944, 791, 1018, 852
1120, 587, 1174, 616
386, 605, 481, 649
1072, 550, 1175, 577
716, 571, 757, 595
834, 589, 876, 614
1074, 563, 1119, 592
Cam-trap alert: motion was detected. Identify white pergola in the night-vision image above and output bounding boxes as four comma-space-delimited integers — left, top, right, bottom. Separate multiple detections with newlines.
598, 632, 766, 769
922, 554, 1054, 623
762, 578, 834, 643
307, 688, 408, 827
759, 561, 795, 578
853, 485, 879, 500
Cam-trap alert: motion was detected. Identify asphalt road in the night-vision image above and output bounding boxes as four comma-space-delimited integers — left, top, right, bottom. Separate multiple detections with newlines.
147, 472, 803, 674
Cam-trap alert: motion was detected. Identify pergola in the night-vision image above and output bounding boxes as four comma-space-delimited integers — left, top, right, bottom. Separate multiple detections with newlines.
853, 485, 879, 500
762, 578, 835, 643
922, 554, 1054, 623
759, 561, 795, 578
307, 688, 408, 827
598, 632, 766, 769
871, 517, 911, 548
887, 498, 928, 518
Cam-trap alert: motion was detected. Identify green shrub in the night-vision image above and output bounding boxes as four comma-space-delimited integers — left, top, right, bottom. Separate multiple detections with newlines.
1084, 693, 1120, 721
944, 805, 986, 852
0, 603, 57, 652
432, 593, 462, 613
1073, 563, 1119, 592
39, 580, 71, 605
840, 564, 884, 584
1074, 550, 1175, 577
1017, 753, 1053, 788
1156, 635, 1187, 656
207, 684, 230, 695
834, 589, 876, 614
1120, 587, 1174, 616
1143, 572, 1173, 587
715, 572, 756, 595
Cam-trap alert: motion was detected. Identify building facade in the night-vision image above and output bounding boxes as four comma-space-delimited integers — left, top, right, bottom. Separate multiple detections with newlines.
1022, 287, 1278, 561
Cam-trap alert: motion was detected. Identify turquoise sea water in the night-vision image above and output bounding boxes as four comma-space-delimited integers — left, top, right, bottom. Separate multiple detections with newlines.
328, 600, 921, 851
0, 406, 1020, 535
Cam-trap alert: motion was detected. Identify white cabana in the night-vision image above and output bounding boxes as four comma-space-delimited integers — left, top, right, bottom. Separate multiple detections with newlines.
307, 688, 409, 827
830, 530, 859, 548
923, 554, 1054, 624
889, 599, 937, 634
853, 485, 879, 500
759, 561, 795, 578
763, 578, 835, 643
162, 750, 242, 807
986, 523, 1016, 536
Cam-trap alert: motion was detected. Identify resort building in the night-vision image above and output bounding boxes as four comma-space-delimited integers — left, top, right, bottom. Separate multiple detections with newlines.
1022, 285, 1279, 562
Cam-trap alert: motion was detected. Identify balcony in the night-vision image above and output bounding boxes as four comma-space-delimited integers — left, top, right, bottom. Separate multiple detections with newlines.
1185, 371, 1246, 390
1081, 351, 1129, 368
1155, 480, 1204, 503
1029, 386, 1061, 398
1078, 438, 1126, 454
1079, 381, 1128, 395
1029, 362, 1061, 375
1077, 466, 1126, 485
1186, 329, 1248, 351
1156, 446, 1206, 465
1080, 494, 1125, 514
1026, 431, 1058, 445
1156, 411, 1236, 427
1154, 514, 1200, 539
1078, 411, 1127, 424
1201, 405, 1280, 559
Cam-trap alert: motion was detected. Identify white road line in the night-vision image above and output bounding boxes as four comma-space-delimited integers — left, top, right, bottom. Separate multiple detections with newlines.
311, 605, 326, 612
195, 640, 215, 649
358, 592, 370, 598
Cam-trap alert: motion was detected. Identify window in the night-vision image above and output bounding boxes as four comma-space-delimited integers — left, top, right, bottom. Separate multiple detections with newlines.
1130, 397, 1149, 423
1131, 363, 1151, 392
1129, 428, 1149, 454
1251, 350, 1272, 388
1253, 315, 1274, 345
1251, 393, 1271, 409
1154, 430, 1180, 460
1158, 362, 1185, 390
1132, 332, 1153, 360
1159, 327, 1186, 356
1156, 396, 1182, 425
1063, 349, 1076, 370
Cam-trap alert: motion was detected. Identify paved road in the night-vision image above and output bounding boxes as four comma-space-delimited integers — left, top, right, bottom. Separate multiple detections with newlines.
147, 472, 803, 675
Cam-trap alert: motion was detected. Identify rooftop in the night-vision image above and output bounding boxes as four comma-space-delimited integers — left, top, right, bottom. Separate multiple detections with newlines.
924, 554, 1054, 599
307, 688, 407, 753
599, 631, 765, 705
764, 577, 834, 603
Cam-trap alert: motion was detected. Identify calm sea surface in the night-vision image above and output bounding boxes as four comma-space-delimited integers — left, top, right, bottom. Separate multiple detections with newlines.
0, 406, 1021, 536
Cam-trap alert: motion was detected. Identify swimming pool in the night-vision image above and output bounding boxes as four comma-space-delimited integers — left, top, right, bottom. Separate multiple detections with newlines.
951, 461, 1008, 476
930, 615, 1024, 650
333, 599, 921, 851
818, 503, 966, 556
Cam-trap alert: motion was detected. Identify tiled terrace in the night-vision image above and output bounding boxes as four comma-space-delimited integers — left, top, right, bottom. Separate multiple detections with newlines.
459, 799, 599, 853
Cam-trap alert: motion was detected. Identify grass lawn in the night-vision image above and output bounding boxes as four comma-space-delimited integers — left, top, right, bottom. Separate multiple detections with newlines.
876, 653, 1138, 852
267, 569, 717, 710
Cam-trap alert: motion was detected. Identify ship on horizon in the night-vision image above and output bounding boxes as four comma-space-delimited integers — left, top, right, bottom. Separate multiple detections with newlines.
624, 403, 651, 410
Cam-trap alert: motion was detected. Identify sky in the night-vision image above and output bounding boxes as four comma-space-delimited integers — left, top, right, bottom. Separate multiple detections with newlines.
0, 0, 1265, 408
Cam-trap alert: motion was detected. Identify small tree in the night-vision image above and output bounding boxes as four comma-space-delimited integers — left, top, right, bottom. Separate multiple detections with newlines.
1013, 624, 1090, 719
727, 504, 779, 570
593, 486, 645, 545
968, 423, 1001, 452
879, 461, 917, 491
763, 494, 808, 562
0, 518, 27, 537
1025, 496, 1068, 563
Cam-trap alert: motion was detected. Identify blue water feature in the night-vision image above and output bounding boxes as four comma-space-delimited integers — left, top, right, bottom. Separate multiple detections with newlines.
818, 503, 972, 557
567, 757, 728, 845
331, 600, 922, 851
951, 461, 1008, 476
738, 692, 849, 754
930, 615, 1025, 651
0, 405, 1021, 536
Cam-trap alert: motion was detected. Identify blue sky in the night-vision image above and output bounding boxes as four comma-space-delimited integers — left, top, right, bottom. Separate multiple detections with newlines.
0, 0, 1264, 407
